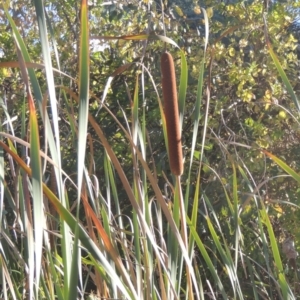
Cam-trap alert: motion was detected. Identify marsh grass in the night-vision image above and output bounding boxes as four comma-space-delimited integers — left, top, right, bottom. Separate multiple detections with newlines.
0, 1, 299, 299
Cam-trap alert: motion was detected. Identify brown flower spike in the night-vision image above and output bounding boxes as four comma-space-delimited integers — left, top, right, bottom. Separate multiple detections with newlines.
161, 51, 183, 176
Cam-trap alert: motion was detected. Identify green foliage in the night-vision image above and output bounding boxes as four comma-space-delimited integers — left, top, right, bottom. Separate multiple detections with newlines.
0, 0, 300, 299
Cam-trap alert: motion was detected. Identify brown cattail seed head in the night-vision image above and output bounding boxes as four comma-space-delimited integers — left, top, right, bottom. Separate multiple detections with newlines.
161, 51, 183, 176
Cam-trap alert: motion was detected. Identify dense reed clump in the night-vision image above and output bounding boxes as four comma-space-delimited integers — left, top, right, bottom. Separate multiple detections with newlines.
161, 51, 183, 176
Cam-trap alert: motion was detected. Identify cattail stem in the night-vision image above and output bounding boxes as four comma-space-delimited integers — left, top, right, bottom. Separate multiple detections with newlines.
161, 51, 183, 176
176, 176, 194, 300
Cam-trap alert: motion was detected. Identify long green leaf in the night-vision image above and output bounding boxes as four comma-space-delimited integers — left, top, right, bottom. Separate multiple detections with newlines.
29, 95, 44, 298
260, 209, 293, 299
263, 150, 300, 183
187, 216, 227, 299
178, 50, 188, 130
265, 36, 300, 111
69, 1, 90, 298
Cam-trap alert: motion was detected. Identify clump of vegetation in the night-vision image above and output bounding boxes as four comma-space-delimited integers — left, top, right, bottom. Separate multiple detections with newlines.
0, 0, 299, 299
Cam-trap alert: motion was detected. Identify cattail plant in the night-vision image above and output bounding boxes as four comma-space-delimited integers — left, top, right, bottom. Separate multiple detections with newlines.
161, 51, 195, 299
161, 51, 183, 176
